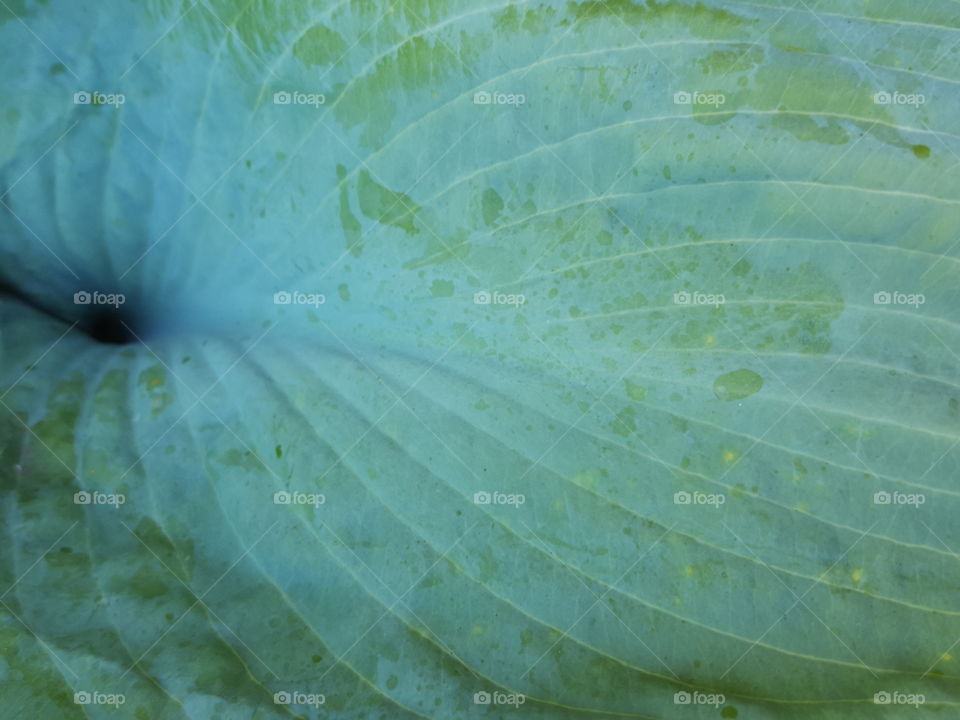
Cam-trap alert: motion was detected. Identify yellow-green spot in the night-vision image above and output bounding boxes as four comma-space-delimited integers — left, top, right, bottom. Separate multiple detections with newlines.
293, 24, 347, 67
430, 279, 454, 297
358, 170, 419, 234
773, 113, 849, 145
139, 364, 173, 417
713, 369, 763, 401
624, 379, 646, 401
336, 165, 363, 256
481, 188, 504, 226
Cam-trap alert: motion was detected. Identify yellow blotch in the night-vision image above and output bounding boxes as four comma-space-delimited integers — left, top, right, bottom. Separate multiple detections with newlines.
942, 652, 953, 662
705, 335, 715, 346
851, 569, 863, 583
684, 566, 695, 576
722, 450, 736, 462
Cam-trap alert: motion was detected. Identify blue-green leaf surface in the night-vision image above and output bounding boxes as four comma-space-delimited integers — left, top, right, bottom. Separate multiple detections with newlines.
1, 0, 960, 717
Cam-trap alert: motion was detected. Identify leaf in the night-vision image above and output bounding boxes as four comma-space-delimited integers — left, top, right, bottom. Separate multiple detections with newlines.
1, 0, 959, 718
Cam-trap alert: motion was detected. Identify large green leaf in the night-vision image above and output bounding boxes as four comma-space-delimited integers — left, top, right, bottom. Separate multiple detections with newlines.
1, 0, 959, 717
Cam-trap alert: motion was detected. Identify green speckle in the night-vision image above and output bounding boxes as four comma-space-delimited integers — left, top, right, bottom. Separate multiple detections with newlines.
662, 164, 672, 180
221, 448, 262, 471
772, 113, 849, 145
430, 279, 454, 297
609, 406, 637, 437
49, 62, 66, 75
386, 675, 398, 690
912, 144, 930, 159
338, 283, 351, 301
570, 0, 754, 39
138, 365, 173, 417
481, 188, 504, 226
275, 444, 282, 458
624, 379, 646, 402
336, 164, 363, 256
623, 100, 632, 111
494, 4, 555, 34
696, 45, 763, 74
713, 369, 764, 401
721, 707, 738, 719
293, 24, 347, 67
357, 170, 419, 234
731, 258, 751, 277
